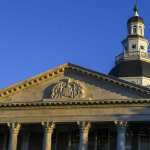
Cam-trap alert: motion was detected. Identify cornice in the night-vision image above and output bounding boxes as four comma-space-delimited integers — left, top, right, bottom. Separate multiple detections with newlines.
0, 99, 150, 108
0, 63, 67, 99
0, 63, 150, 99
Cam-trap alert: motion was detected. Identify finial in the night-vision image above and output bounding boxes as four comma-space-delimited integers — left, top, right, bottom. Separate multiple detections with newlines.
134, 0, 139, 16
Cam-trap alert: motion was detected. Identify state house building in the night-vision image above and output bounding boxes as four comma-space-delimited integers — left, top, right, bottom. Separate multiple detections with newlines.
1, 3, 150, 150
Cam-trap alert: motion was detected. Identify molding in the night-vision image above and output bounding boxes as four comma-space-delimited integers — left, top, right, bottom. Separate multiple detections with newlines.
0, 99, 150, 108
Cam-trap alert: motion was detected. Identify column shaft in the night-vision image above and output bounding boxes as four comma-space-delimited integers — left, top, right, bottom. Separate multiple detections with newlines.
8, 123, 21, 150
3, 133, 8, 150
79, 122, 91, 150
68, 134, 72, 150
42, 122, 55, 150
54, 131, 58, 150
115, 121, 127, 150
21, 132, 30, 150
94, 132, 98, 150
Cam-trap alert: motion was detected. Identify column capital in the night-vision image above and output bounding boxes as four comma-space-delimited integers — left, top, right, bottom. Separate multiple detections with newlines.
8, 123, 21, 150
78, 121, 91, 132
7, 123, 21, 134
114, 120, 127, 128
42, 122, 55, 133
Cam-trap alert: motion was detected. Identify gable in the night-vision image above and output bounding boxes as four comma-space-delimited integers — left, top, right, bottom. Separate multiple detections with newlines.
0, 63, 150, 103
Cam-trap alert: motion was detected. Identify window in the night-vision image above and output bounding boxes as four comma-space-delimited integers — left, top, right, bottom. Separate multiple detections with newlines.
133, 26, 137, 34
129, 27, 132, 34
132, 44, 136, 49
140, 45, 144, 50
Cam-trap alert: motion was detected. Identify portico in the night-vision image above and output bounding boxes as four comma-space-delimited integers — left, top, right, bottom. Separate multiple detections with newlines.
1, 121, 150, 150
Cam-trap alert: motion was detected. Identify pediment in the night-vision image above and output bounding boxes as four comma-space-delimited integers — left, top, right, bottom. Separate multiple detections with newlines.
0, 63, 150, 103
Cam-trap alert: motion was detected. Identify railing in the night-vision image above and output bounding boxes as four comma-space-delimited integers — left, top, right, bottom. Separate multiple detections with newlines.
115, 51, 150, 63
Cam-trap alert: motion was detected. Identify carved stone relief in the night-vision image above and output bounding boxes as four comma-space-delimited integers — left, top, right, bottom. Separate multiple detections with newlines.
51, 79, 83, 99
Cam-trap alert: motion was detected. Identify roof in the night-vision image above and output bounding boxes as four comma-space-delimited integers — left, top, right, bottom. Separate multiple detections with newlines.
0, 62, 150, 99
109, 60, 150, 78
128, 16, 144, 24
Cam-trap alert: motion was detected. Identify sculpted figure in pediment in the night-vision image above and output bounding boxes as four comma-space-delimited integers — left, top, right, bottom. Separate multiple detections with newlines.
51, 79, 82, 99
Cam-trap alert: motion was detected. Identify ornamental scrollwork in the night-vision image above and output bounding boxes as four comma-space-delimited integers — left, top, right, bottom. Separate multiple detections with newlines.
51, 79, 83, 99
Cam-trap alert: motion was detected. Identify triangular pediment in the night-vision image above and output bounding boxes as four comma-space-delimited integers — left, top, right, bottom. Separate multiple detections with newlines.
0, 63, 150, 103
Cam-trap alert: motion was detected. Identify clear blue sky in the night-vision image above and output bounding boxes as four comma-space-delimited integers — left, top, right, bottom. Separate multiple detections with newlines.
0, 0, 149, 88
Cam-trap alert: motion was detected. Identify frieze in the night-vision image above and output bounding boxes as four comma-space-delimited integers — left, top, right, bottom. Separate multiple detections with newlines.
51, 79, 83, 99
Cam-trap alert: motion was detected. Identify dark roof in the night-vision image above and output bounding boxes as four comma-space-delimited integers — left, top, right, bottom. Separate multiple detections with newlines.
128, 16, 144, 24
109, 60, 150, 78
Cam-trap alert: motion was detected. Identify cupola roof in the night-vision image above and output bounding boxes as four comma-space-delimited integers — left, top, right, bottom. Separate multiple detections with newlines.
128, 16, 144, 25
127, 1, 144, 24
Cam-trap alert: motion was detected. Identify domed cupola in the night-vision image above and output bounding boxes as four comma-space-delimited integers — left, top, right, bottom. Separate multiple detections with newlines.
128, 4, 144, 24
127, 3, 144, 38
109, 2, 150, 87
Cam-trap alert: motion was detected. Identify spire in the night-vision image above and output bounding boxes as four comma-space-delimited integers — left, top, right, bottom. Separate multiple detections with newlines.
134, 0, 139, 16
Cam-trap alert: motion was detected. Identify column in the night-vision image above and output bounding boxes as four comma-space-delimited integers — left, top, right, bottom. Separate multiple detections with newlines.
42, 122, 55, 150
94, 131, 98, 150
2, 132, 8, 150
54, 130, 58, 150
115, 121, 127, 150
21, 131, 30, 150
7, 123, 21, 150
78, 121, 91, 150
68, 133, 72, 150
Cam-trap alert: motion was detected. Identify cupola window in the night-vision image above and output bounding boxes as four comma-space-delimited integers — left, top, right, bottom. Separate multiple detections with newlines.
140, 45, 144, 50
132, 44, 136, 49
133, 26, 137, 34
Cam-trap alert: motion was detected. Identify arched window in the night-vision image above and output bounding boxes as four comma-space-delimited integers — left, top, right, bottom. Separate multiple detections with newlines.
133, 26, 137, 34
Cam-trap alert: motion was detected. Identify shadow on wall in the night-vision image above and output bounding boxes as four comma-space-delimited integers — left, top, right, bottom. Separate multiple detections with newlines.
114, 103, 150, 150
43, 84, 53, 99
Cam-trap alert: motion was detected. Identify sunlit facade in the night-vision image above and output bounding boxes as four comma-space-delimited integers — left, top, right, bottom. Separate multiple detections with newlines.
0, 3, 150, 150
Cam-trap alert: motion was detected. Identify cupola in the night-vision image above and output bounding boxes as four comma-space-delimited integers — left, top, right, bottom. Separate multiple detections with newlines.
127, 3, 144, 37
109, 2, 150, 87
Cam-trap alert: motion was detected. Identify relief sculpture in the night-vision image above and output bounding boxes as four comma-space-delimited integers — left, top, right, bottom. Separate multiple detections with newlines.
51, 79, 82, 99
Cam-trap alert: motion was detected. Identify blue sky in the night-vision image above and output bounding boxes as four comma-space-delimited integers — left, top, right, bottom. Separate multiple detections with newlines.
0, 0, 149, 88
